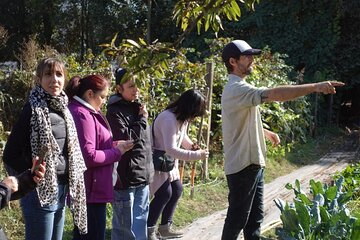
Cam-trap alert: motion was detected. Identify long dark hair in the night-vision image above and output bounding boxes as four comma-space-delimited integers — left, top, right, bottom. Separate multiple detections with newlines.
166, 89, 206, 123
65, 74, 109, 100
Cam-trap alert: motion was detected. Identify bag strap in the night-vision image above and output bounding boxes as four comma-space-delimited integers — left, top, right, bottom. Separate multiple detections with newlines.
151, 115, 158, 146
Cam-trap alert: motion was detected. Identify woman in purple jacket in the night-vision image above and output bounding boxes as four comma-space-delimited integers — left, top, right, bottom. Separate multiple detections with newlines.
66, 75, 134, 240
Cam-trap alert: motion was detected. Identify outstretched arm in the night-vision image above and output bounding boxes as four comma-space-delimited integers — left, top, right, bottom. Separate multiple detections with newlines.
261, 81, 344, 102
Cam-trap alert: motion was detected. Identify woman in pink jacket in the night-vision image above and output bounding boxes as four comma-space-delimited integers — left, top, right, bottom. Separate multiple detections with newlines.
66, 75, 133, 240
148, 89, 209, 240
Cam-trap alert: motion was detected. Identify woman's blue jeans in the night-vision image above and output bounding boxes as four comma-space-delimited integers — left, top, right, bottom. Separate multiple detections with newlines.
111, 185, 149, 240
20, 184, 68, 240
221, 165, 264, 240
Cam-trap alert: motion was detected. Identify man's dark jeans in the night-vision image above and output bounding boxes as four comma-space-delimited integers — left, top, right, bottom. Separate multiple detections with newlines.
221, 165, 264, 240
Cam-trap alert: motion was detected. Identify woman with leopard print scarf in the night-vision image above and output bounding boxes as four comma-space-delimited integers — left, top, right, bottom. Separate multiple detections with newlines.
3, 58, 87, 240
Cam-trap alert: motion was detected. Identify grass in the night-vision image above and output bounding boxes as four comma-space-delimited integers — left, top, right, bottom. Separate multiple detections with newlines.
174, 178, 229, 228
0, 201, 24, 240
265, 126, 346, 183
0, 127, 349, 239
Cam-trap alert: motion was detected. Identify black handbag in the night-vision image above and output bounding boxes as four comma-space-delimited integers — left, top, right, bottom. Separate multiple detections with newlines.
151, 116, 175, 172
152, 149, 175, 172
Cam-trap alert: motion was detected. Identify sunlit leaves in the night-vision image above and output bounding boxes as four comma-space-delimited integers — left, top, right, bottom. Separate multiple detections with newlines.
102, 35, 174, 81
173, 0, 259, 35
101, 34, 208, 118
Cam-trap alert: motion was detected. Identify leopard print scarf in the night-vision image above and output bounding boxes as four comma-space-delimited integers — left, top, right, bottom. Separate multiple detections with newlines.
29, 84, 88, 234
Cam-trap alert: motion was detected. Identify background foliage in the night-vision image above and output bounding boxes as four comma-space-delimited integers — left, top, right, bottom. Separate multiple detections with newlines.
0, 0, 358, 127
0, 1, 359, 239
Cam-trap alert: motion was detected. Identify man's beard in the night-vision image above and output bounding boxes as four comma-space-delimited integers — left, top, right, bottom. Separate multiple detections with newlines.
244, 65, 253, 75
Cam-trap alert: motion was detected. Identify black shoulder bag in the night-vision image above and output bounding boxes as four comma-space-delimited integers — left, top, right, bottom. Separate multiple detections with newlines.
151, 117, 175, 172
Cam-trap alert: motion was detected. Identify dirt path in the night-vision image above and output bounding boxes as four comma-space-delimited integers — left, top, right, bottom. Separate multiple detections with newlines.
180, 150, 359, 240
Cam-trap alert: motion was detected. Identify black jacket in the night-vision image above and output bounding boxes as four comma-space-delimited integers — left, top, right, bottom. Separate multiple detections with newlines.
3, 102, 69, 182
0, 169, 37, 207
106, 94, 154, 189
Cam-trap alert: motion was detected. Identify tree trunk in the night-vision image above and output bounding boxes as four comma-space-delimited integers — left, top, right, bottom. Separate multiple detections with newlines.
42, 0, 53, 45
80, 0, 89, 59
146, 0, 152, 44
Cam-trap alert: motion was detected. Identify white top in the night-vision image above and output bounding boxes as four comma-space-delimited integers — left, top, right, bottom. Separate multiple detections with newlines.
221, 74, 267, 175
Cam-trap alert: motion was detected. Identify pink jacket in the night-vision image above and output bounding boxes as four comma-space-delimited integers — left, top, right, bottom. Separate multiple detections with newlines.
69, 98, 122, 203
150, 109, 202, 195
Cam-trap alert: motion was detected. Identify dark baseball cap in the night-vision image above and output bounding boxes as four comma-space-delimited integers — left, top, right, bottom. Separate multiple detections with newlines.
114, 67, 127, 85
222, 40, 262, 63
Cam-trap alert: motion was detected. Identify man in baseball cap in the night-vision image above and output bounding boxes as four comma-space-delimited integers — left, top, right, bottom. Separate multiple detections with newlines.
222, 40, 261, 59
220, 40, 344, 240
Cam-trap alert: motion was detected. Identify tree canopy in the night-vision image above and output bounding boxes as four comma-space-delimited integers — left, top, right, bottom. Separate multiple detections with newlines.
0, 0, 359, 126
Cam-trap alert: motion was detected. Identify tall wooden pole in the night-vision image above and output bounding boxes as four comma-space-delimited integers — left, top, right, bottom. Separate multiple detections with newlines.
202, 62, 214, 180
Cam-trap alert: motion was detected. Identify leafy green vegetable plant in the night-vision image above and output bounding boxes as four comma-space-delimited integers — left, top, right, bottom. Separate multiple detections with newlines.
334, 164, 360, 199
274, 177, 360, 239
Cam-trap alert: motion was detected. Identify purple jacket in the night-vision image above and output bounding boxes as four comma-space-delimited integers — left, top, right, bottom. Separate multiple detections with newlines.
69, 98, 122, 203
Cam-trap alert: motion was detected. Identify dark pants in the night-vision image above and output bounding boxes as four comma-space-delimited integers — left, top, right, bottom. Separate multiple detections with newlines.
147, 179, 183, 227
221, 165, 264, 240
73, 203, 107, 240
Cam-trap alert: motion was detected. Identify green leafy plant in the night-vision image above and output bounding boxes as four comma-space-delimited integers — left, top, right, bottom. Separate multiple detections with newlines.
334, 163, 360, 199
101, 35, 208, 118
274, 177, 360, 239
